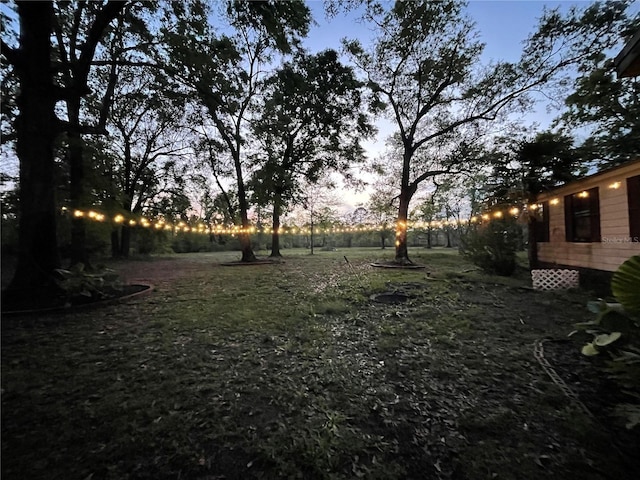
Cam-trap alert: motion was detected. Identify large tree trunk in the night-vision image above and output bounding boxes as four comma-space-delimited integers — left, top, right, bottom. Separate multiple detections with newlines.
5, 2, 61, 300
234, 155, 256, 262
394, 145, 417, 264
270, 198, 282, 258
239, 216, 256, 262
310, 214, 315, 255
394, 188, 412, 264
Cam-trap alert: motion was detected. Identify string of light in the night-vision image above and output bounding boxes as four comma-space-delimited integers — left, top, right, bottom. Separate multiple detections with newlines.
61, 201, 546, 236
54, 180, 626, 236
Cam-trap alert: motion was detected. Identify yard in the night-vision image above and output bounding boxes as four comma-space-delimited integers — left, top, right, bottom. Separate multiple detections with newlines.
2, 248, 638, 479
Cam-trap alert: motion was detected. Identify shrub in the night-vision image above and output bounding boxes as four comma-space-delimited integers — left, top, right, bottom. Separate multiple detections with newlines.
171, 232, 210, 253
459, 217, 521, 276
135, 228, 155, 254
54, 263, 122, 303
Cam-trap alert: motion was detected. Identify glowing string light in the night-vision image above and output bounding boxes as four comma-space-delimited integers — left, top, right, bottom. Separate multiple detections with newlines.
61, 199, 551, 239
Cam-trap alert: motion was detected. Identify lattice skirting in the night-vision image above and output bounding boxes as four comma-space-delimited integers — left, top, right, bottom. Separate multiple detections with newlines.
531, 269, 580, 290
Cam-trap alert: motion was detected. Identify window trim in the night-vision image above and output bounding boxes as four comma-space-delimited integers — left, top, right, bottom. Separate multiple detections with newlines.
564, 187, 600, 243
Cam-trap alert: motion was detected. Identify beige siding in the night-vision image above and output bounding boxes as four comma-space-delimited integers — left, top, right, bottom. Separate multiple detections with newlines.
600, 183, 629, 239
538, 242, 640, 271
547, 201, 566, 243
536, 161, 640, 272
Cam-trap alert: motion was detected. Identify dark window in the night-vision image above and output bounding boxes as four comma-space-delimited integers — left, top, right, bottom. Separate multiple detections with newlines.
628, 175, 640, 241
564, 187, 600, 242
534, 201, 549, 242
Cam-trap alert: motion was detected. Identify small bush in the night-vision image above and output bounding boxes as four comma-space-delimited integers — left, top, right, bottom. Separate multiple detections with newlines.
171, 232, 213, 253
459, 217, 521, 276
54, 263, 122, 303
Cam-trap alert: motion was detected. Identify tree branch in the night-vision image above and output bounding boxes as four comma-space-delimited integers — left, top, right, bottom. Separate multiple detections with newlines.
0, 39, 20, 66
90, 59, 162, 68
76, 1, 128, 83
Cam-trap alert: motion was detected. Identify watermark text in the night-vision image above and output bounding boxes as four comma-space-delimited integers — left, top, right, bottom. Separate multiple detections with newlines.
602, 236, 639, 243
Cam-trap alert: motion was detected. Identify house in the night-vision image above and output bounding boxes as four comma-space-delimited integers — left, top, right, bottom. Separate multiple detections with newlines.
534, 160, 640, 273
615, 28, 640, 78
529, 30, 640, 278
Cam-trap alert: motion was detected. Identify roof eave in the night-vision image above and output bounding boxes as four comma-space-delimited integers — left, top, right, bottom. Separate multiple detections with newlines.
615, 28, 640, 78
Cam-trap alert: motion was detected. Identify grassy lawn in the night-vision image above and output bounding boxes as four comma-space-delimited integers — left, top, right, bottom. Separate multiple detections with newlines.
2, 247, 638, 479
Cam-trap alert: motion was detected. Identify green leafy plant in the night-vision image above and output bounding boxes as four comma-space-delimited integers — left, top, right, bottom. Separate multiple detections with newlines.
573, 255, 640, 428
459, 217, 521, 276
577, 256, 640, 356
54, 263, 122, 303
612, 255, 640, 315
576, 301, 629, 356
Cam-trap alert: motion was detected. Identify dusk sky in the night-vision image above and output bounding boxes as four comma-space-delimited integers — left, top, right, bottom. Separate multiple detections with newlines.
301, 1, 587, 207
1, 1, 633, 211
305, 0, 572, 61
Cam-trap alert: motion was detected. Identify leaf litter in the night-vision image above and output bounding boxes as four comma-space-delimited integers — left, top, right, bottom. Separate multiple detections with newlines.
2, 250, 638, 479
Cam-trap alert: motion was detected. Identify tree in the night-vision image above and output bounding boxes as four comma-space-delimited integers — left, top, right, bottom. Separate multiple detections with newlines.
339, 206, 368, 248
486, 131, 586, 268
488, 132, 583, 203
345, 0, 633, 264
0, 7, 19, 148
51, 1, 144, 266
106, 68, 189, 257
188, 117, 241, 229
438, 180, 468, 248
1, 2, 60, 300
415, 192, 442, 249
249, 49, 373, 257
300, 182, 340, 255
555, 23, 640, 166
366, 179, 398, 250
1, 1, 139, 302
0, 0, 318, 302
162, 0, 311, 262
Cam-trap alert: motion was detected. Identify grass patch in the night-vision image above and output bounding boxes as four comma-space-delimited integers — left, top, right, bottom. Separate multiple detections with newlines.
3, 247, 638, 479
